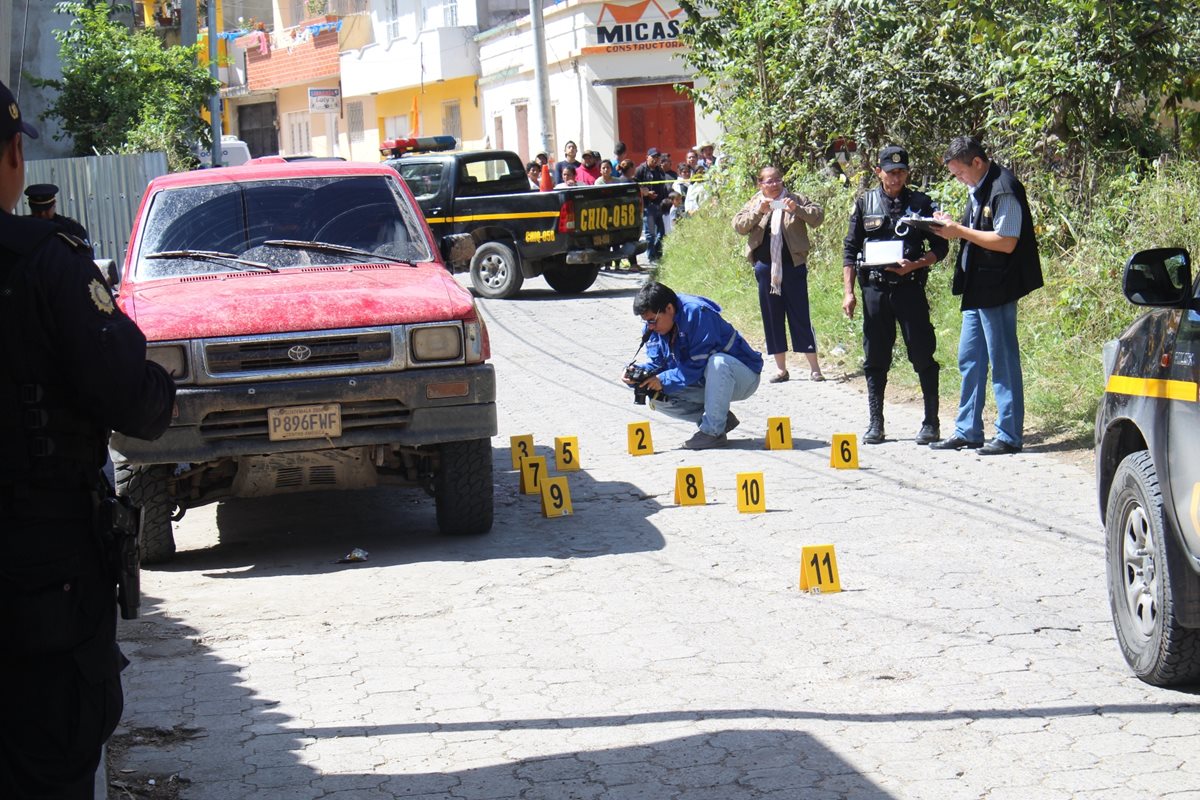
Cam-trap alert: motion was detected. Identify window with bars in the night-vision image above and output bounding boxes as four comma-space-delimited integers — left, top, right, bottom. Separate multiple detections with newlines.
347, 101, 364, 144
442, 101, 462, 141
383, 0, 400, 40
286, 111, 311, 155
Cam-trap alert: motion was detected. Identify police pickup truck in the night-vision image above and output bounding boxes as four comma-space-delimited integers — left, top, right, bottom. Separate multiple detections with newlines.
383, 137, 645, 298
109, 161, 496, 563
1097, 247, 1200, 685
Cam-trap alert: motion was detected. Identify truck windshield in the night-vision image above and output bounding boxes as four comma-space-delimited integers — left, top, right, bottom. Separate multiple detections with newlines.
134, 175, 433, 279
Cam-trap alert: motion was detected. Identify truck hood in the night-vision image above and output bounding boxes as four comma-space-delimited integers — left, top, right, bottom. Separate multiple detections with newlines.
121, 265, 475, 341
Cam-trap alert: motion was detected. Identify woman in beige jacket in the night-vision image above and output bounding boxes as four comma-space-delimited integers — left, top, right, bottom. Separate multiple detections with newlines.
732, 166, 826, 382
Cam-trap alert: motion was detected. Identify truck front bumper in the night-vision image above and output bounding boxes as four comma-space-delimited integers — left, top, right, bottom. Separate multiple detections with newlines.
112, 364, 496, 464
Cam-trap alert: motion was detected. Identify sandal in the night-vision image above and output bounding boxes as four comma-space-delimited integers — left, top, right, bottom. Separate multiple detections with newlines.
810, 370, 826, 382
768, 370, 790, 384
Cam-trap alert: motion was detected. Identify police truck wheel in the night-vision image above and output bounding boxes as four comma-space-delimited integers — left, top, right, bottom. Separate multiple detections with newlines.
543, 264, 601, 294
1106, 451, 1200, 686
116, 463, 177, 565
469, 242, 524, 299
434, 438, 494, 536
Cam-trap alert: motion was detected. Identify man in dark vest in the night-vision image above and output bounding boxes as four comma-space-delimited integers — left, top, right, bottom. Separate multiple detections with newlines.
842, 145, 948, 445
0, 79, 176, 798
930, 136, 1043, 455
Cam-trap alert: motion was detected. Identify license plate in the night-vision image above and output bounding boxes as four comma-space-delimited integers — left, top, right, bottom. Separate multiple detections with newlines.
267, 403, 342, 441
578, 202, 639, 233
592, 234, 612, 246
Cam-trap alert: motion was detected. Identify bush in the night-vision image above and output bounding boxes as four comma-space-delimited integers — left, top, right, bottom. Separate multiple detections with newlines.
657, 160, 1200, 438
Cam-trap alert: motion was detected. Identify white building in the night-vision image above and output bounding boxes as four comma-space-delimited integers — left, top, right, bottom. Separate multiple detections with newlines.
477, 0, 720, 166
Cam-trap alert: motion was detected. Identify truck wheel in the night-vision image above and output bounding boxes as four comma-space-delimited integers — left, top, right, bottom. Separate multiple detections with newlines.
543, 264, 601, 295
470, 242, 524, 299
1107, 450, 1200, 686
434, 438, 494, 536
115, 463, 177, 565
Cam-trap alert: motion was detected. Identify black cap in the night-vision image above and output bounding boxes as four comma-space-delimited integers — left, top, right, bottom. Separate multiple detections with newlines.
0, 80, 39, 141
25, 183, 59, 207
879, 146, 908, 171
646, 147, 660, 157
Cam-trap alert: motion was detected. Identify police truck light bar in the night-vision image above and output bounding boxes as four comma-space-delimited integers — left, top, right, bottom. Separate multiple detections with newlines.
380, 136, 458, 156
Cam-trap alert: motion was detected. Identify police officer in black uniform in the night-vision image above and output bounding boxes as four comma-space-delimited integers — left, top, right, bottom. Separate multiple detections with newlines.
0, 80, 176, 799
25, 183, 91, 245
842, 145, 948, 445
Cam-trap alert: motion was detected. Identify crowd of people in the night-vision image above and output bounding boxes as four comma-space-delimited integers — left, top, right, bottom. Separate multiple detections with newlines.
525, 140, 717, 267
624, 137, 1043, 456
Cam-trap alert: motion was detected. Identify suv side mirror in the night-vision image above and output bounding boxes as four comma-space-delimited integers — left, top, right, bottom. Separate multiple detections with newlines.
1123, 247, 1191, 307
441, 233, 476, 266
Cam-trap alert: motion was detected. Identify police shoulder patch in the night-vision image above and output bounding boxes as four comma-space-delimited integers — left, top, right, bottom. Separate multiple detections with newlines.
89, 278, 115, 314
56, 231, 87, 251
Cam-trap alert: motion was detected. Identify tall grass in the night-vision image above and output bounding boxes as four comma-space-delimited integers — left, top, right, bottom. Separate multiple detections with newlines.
657, 161, 1200, 437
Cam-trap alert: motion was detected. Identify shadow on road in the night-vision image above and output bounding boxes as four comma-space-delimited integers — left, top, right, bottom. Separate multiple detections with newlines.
152, 443, 666, 577
114, 596, 897, 799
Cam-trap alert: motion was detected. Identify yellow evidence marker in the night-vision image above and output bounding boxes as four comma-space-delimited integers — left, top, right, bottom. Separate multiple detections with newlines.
519, 455, 548, 495
555, 436, 580, 471
799, 544, 842, 593
510, 434, 534, 469
765, 416, 793, 450
736, 472, 765, 513
673, 466, 706, 506
830, 433, 860, 469
627, 421, 654, 456
540, 475, 574, 517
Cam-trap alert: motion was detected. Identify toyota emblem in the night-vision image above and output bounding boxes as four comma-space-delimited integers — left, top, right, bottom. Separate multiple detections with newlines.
287, 345, 313, 362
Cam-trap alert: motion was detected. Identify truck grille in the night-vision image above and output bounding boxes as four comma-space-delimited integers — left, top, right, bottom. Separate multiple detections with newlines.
205, 332, 393, 375
199, 399, 411, 443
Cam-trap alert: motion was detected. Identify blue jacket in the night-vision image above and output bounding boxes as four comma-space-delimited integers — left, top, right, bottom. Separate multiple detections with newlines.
639, 294, 763, 392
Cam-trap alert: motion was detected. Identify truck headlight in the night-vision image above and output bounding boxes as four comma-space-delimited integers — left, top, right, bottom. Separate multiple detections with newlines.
410, 324, 463, 362
147, 343, 190, 383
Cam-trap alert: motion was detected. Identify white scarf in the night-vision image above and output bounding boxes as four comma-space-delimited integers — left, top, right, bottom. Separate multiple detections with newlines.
764, 188, 793, 296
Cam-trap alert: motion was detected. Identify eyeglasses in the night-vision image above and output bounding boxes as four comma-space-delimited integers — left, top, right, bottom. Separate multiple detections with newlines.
760, 178, 782, 185
642, 312, 663, 327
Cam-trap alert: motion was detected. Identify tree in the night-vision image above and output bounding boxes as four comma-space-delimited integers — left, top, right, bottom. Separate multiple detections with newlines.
33, 2, 220, 171
677, 0, 1200, 184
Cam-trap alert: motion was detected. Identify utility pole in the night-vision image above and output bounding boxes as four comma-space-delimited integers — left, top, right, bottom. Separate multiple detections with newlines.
529, 0, 552, 157
207, 1, 222, 166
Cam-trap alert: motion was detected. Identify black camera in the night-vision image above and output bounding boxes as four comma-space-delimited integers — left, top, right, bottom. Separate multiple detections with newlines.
624, 364, 667, 405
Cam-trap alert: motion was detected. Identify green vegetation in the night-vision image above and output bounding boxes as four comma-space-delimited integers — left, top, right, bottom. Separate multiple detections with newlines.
659, 160, 1200, 436
657, 0, 1200, 439
32, 2, 220, 171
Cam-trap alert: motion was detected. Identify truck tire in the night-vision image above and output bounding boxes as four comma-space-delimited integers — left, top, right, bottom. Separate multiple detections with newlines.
434, 438, 494, 536
115, 463, 177, 565
470, 242, 524, 299
1106, 450, 1200, 686
543, 264, 601, 295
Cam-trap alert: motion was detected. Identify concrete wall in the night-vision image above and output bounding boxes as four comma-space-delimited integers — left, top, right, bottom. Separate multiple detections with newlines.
7, 0, 78, 159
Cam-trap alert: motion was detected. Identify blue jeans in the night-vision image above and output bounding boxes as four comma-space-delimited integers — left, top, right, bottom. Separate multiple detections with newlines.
643, 204, 664, 260
952, 302, 1024, 446
649, 353, 761, 435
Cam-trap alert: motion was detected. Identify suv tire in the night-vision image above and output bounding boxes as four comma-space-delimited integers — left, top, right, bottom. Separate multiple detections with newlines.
543, 264, 601, 295
1106, 450, 1200, 686
116, 463, 177, 565
470, 242, 524, 299
435, 438, 494, 536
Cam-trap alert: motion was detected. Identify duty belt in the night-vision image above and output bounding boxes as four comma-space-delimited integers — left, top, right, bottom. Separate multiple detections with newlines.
857, 266, 921, 287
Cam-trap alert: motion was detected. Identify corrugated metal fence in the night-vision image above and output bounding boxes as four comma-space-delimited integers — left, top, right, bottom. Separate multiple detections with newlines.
24, 151, 169, 265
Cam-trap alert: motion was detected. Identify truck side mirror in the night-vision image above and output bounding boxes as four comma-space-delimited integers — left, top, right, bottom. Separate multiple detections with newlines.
95, 258, 120, 293
1123, 247, 1191, 307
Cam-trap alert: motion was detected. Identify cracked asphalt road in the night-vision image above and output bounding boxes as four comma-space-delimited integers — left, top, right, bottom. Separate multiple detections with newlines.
113, 271, 1200, 799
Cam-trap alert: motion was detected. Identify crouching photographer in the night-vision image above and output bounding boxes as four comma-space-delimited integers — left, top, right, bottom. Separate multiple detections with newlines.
621, 281, 763, 450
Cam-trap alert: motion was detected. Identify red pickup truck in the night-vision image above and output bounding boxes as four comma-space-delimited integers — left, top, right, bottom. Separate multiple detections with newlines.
109, 162, 497, 562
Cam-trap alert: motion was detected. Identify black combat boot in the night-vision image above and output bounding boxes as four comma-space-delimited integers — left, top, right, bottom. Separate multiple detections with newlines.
864, 373, 886, 444
915, 367, 940, 444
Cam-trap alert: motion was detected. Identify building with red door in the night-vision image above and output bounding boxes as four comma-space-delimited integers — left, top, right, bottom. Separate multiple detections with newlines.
477, 0, 720, 167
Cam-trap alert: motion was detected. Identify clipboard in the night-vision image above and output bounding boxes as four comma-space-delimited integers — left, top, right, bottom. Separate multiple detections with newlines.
899, 216, 947, 233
